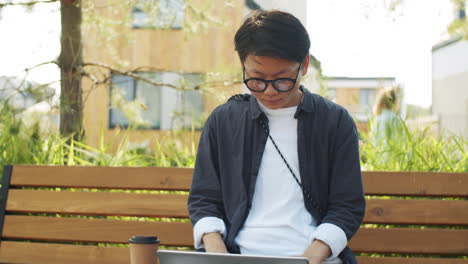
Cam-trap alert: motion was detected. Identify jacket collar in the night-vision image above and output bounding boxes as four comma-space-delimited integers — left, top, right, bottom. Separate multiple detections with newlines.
249, 85, 314, 120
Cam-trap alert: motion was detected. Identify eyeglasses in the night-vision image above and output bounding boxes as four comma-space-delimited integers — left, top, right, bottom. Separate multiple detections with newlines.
243, 63, 302, 92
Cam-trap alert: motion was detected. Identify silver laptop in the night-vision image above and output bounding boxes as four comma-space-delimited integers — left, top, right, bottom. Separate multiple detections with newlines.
157, 250, 309, 264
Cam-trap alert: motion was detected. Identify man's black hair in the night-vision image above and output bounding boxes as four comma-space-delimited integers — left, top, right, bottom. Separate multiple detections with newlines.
234, 10, 310, 63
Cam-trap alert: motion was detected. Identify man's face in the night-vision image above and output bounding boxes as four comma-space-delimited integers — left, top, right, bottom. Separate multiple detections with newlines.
243, 55, 309, 109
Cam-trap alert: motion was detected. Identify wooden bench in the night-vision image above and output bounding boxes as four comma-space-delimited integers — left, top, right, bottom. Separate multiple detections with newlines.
0, 165, 467, 264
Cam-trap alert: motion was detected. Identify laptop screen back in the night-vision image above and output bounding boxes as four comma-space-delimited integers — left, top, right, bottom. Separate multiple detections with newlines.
157, 250, 309, 264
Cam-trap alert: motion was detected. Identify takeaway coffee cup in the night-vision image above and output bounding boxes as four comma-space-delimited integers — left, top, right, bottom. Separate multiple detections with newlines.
129, 236, 160, 264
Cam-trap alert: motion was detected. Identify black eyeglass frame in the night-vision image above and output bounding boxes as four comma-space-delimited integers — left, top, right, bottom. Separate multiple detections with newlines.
243, 63, 302, 93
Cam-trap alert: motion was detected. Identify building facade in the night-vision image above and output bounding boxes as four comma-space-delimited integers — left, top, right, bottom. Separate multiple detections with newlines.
82, 0, 245, 149
325, 77, 399, 122
82, 0, 309, 150
432, 37, 468, 137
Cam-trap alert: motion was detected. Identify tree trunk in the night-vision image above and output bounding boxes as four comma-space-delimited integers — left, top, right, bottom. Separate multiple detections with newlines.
58, 0, 83, 140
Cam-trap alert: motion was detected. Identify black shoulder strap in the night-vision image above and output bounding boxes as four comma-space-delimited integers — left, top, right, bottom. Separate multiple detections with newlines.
258, 120, 325, 217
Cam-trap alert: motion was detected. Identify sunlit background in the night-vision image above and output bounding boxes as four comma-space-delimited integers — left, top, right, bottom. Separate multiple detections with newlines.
0, 0, 456, 107
0, 0, 467, 141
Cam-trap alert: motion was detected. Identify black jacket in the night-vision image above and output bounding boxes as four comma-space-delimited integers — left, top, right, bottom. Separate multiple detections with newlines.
188, 87, 365, 264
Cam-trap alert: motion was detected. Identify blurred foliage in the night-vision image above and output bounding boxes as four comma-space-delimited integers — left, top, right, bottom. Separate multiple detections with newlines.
448, 0, 468, 39
361, 117, 467, 172
387, 0, 468, 39
0, 97, 196, 177
1, 94, 467, 177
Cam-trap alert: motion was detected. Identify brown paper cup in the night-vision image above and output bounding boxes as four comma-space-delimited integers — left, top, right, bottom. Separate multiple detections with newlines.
129, 236, 160, 264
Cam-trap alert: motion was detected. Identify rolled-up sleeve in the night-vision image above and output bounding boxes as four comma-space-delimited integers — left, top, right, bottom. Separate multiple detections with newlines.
314, 223, 347, 259
193, 216, 227, 249
188, 111, 226, 239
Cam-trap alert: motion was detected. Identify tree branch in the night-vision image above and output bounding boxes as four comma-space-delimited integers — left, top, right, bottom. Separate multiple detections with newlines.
22, 60, 241, 96
83, 61, 181, 90
0, 0, 59, 7
24, 60, 58, 72
82, 61, 244, 93
199, 80, 242, 88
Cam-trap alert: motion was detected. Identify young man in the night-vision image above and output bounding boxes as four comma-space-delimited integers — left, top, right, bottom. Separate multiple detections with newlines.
188, 10, 365, 264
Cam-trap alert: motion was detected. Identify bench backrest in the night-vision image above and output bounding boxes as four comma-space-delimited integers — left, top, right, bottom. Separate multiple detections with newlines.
0, 165, 467, 264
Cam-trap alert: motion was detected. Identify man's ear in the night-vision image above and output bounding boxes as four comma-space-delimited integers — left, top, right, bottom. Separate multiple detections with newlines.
301, 55, 310, 76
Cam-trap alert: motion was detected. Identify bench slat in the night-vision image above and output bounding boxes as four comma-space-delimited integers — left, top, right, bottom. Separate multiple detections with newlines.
356, 256, 468, 264
0, 241, 129, 264
4, 215, 468, 255
363, 171, 468, 197
364, 199, 468, 225
10, 165, 192, 190
10, 166, 468, 197
7, 189, 468, 225
350, 227, 468, 255
3, 215, 193, 246
4, 165, 468, 263
6, 189, 189, 218
1, 241, 466, 264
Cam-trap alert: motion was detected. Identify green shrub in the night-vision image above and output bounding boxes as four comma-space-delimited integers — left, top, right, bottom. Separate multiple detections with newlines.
360, 118, 467, 172
1, 99, 466, 176
0, 99, 195, 177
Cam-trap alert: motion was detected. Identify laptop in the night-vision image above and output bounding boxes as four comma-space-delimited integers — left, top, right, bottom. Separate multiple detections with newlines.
157, 250, 309, 264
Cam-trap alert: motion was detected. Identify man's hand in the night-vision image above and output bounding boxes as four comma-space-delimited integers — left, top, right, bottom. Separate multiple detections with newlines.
202, 232, 228, 253
302, 239, 331, 264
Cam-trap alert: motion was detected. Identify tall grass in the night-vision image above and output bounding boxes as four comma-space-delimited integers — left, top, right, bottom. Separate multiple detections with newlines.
1, 98, 466, 177
360, 118, 467, 172
0, 100, 196, 177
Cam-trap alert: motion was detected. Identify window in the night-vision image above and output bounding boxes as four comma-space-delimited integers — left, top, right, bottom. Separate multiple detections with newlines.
359, 88, 376, 115
132, 0, 184, 29
172, 73, 205, 129
109, 72, 203, 130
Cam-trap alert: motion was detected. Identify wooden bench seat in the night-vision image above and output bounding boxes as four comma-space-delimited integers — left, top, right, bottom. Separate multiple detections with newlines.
0, 165, 467, 264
